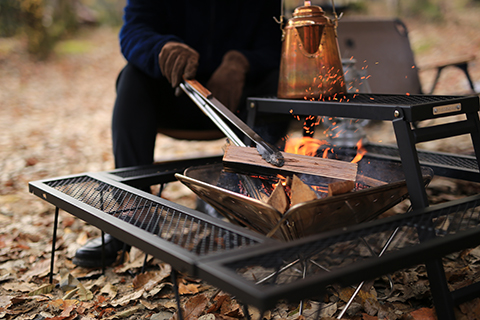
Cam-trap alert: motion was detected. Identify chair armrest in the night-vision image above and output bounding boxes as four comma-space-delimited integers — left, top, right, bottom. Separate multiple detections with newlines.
419, 54, 476, 71
418, 55, 476, 94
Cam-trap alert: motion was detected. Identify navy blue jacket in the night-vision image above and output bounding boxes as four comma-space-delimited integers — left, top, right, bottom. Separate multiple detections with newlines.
119, 0, 282, 81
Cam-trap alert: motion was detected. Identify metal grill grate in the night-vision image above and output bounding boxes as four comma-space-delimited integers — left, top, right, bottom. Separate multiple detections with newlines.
342, 93, 463, 105
248, 94, 479, 123
225, 197, 480, 272
196, 195, 480, 309
366, 144, 478, 170
364, 144, 480, 182
43, 175, 260, 256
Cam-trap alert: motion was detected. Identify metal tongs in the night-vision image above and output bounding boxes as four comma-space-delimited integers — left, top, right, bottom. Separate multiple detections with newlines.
180, 79, 285, 167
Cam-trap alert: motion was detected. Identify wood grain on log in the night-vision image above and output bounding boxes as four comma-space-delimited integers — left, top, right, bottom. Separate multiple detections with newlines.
223, 145, 357, 181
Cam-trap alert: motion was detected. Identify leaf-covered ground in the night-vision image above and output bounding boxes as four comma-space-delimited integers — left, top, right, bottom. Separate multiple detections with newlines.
1, 5, 480, 319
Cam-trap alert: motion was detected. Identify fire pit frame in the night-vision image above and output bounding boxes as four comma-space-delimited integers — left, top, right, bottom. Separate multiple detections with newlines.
29, 155, 480, 319
27, 93, 480, 320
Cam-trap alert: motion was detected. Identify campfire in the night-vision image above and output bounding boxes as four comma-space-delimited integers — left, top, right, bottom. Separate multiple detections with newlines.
243, 136, 368, 214
175, 139, 434, 241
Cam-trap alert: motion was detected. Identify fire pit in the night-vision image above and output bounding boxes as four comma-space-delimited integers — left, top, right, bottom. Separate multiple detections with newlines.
28, 87, 480, 320
176, 158, 433, 241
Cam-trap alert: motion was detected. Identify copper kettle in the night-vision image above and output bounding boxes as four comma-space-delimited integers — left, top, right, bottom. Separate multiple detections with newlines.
277, 1, 346, 100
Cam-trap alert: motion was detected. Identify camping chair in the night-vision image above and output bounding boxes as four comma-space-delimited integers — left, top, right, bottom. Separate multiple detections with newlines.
336, 18, 477, 95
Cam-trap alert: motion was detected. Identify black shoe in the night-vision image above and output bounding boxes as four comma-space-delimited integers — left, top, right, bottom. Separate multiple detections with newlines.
72, 234, 130, 268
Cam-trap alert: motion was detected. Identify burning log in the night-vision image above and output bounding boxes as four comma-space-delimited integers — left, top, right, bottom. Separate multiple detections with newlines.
223, 145, 357, 181
290, 175, 318, 207
267, 183, 289, 214
266, 175, 318, 213
328, 180, 355, 197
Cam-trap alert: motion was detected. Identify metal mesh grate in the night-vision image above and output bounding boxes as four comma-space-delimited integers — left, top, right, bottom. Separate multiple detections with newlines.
366, 145, 479, 171
45, 176, 260, 256
343, 93, 463, 106
222, 196, 480, 287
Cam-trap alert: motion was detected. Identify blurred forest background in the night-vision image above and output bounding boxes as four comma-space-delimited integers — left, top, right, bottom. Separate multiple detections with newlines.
1, 0, 480, 60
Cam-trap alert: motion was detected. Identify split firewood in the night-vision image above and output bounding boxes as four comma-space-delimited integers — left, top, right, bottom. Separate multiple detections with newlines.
357, 174, 388, 187
328, 180, 356, 197
267, 183, 289, 214
290, 175, 318, 207
223, 145, 357, 181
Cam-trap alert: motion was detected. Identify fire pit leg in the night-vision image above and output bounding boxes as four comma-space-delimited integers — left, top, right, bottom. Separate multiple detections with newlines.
392, 117, 429, 209
141, 254, 148, 274
419, 222, 456, 320
49, 207, 59, 284
241, 304, 252, 320
171, 268, 184, 320
299, 261, 308, 315
101, 231, 106, 275
393, 107, 465, 319
466, 111, 480, 163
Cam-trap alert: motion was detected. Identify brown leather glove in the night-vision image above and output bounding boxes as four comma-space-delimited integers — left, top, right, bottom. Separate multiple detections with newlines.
158, 42, 199, 88
207, 50, 250, 112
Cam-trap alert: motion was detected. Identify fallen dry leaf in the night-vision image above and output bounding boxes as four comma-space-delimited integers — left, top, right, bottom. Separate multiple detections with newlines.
409, 307, 437, 319
110, 290, 144, 307
57, 303, 77, 319
132, 265, 171, 291
59, 268, 80, 292
77, 283, 94, 301
179, 282, 200, 295
174, 293, 209, 320
363, 298, 380, 316
206, 294, 229, 313
21, 259, 54, 281
219, 296, 243, 318
62, 287, 79, 300
139, 299, 157, 310
28, 283, 55, 296
99, 282, 118, 299
104, 304, 145, 319
0, 295, 13, 309
113, 253, 146, 273
48, 299, 79, 311
3, 281, 35, 292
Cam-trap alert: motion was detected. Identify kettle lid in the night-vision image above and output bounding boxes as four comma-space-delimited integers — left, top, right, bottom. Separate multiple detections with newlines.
289, 1, 329, 26
293, 1, 325, 18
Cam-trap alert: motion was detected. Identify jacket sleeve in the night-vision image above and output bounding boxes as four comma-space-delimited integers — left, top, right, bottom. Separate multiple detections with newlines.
119, 0, 182, 79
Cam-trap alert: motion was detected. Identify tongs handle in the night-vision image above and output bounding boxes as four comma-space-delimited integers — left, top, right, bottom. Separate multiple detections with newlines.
183, 79, 284, 167
186, 79, 213, 99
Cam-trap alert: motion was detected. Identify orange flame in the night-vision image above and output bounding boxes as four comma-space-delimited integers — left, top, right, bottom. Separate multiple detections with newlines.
284, 136, 328, 156
284, 136, 367, 163
351, 139, 367, 163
